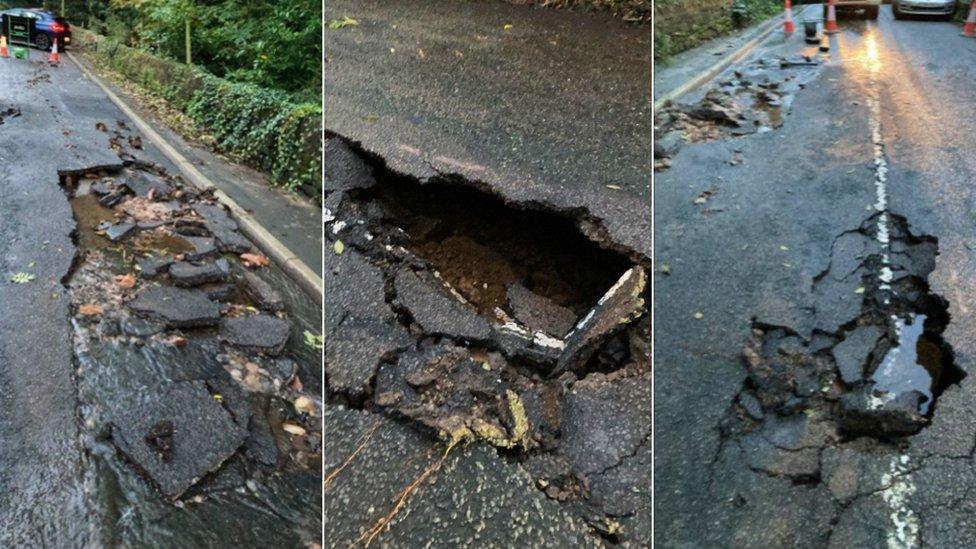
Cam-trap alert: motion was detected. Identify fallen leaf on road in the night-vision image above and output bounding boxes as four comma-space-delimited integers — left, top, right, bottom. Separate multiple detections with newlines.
282, 423, 307, 436
294, 396, 317, 416
327, 16, 359, 29
79, 303, 103, 316
95, 122, 107, 132
10, 272, 35, 284
240, 253, 270, 268
854, 286, 865, 294
780, 245, 789, 251
693, 311, 703, 320
660, 263, 671, 275
333, 240, 345, 255
165, 335, 187, 347
115, 273, 137, 289
503, 23, 513, 29
290, 376, 304, 391
606, 184, 622, 190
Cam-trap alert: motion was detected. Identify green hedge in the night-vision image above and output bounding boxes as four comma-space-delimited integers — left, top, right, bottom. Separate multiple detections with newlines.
74, 28, 322, 201
655, 0, 779, 60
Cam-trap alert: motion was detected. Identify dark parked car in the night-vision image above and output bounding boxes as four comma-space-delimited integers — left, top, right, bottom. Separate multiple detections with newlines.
0, 8, 71, 50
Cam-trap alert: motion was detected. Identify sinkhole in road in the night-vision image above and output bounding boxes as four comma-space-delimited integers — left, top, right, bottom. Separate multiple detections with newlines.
344, 166, 635, 324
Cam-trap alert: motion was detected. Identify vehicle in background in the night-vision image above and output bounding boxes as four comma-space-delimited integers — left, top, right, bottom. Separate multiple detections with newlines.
892, 0, 957, 18
0, 8, 71, 50
826, 0, 882, 19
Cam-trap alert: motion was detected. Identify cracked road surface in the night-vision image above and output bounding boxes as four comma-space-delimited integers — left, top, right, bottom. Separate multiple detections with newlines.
325, 2, 650, 545
655, 8, 976, 547
326, 0, 652, 259
0, 56, 320, 545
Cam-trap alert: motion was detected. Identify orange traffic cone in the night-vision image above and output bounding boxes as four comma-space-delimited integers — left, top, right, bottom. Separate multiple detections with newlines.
0, 36, 8, 58
963, 0, 976, 37
824, 0, 839, 34
784, 0, 796, 33
48, 37, 59, 63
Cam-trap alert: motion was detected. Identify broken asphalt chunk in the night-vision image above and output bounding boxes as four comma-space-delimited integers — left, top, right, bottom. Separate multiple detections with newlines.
833, 324, 883, 385
324, 137, 377, 192
240, 271, 285, 312
839, 387, 927, 437
169, 259, 230, 287
220, 314, 291, 355
326, 318, 411, 398
507, 282, 577, 338
105, 222, 135, 241
129, 286, 221, 328
394, 268, 491, 342
110, 381, 246, 500
181, 236, 218, 261
553, 267, 646, 375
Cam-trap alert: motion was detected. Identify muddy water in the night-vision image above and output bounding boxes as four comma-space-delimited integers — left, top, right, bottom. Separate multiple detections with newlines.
65, 187, 321, 546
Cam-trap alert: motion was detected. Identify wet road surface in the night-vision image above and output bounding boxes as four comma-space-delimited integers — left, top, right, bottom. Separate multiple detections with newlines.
0, 55, 321, 545
326, 0, 652, 259
656, 7, 976, 547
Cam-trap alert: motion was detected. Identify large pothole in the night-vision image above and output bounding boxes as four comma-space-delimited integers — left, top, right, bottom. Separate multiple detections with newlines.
325, 135, 650, 544
721, 213, 964, 484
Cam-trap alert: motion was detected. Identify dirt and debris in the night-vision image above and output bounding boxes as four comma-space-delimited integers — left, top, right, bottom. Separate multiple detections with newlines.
654, 55, 823, 171
62, 142, 321, 506
325, 135, 650, 545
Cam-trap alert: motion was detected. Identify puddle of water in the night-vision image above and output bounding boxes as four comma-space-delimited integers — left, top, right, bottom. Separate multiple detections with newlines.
870, 314, 948, 415
70, 194, 118, 251
130, 232, 194, 255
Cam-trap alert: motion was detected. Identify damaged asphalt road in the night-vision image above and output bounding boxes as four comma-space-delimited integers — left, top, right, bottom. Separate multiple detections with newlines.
325, 0, 651, 260
656, 10, 976, 548
325, 137, 650, 546
0, 57, 320, 546
325, 2, 651, 544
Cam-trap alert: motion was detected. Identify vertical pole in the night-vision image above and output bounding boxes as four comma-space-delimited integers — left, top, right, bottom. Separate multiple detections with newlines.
61, 0, 64, 17
185, 17, 191, 65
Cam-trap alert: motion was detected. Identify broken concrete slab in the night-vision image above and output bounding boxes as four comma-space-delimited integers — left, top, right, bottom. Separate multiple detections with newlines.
129, 286, 221, 328
110, 381, 246, 500
169, 259, 230, 287
394, 268, 491, 342
491, 321, 564, 364
833, 324, 883, 385
220, 314, 291, 355
240, 271, 284, 312
506, 282, 577, 338
554, 267, 646, 375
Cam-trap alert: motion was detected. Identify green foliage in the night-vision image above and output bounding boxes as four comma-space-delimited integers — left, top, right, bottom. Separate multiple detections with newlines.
80, 29, 321, 197
54, 0, 320, 100
654, 0, 779, 60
